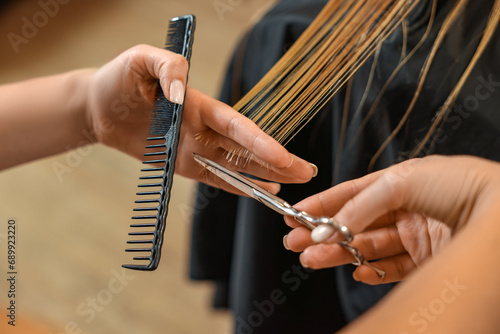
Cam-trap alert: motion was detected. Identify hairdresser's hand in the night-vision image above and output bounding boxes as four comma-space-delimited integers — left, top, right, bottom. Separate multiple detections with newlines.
284, 155, 500, 284
87, 44, 189, 160
87, 45, 316, 193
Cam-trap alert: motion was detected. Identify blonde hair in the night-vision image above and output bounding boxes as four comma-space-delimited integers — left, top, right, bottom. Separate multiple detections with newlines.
218, 0, 500, 169
370, 0, 500, 170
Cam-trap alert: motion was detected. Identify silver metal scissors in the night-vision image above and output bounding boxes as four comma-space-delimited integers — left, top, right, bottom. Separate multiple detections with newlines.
193, 153, 385, 278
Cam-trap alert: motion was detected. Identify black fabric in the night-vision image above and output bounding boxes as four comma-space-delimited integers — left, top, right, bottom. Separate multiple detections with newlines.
190, 0, 500, 332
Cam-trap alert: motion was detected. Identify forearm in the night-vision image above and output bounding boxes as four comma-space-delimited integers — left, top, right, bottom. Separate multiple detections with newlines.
341, 200, 500, 333
0, 69, 96, 170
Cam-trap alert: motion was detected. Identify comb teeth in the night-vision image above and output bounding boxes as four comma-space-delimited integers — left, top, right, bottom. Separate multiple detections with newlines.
142, 159, 165, 165
134, 199, 160, 203
130, 223, 156, 227
147, 136, 165, 141
133, 207, 159, 212
131, 215, 157, 220
138, 183, 162, 188
136, 191, 162, 196
148, 15, 195, 138
125, 154, 165, 270
123, 14, 195, 271
145, 143, 166, 149
141, 167, 164, 172
127, 240, 154, 244
139, 175, 163, 180
128, 231, 155, 236
148, 103, 176, 137
125, 248, 152, 252
144, 152, 166, 157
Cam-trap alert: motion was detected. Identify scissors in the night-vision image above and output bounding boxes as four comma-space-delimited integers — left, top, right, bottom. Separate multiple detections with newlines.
193, 153, 385, 278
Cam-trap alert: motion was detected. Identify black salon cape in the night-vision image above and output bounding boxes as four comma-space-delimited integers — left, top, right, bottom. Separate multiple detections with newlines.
189, 1, 500, 333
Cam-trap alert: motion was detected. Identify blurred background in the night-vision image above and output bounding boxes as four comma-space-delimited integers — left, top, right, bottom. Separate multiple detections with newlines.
0, 0, 274, 333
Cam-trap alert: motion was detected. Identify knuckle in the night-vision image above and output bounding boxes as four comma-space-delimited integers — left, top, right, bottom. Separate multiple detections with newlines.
393, 257, 412, 279
305, 252, 322, 269
131, 43, 149, 53
380, 170, 403, 197
302, 246, 328, 269
251, 133, 264, 153
345, 179, 362, 197
168, 53, 189, 70
356, 234, 376, 258
316, 192, 331, 216
124, 44, 149, 60
342, 197, 359, 218
226, 115, 240, 140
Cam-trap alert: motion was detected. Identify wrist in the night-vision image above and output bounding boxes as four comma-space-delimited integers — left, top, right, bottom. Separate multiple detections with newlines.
0, 68, 99, 169
68, 68, 98, 146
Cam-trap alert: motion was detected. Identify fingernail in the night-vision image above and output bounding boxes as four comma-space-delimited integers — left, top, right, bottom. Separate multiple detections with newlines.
299, 253, 309, 268
271, 183, 281, 195
353, 271, 361, 282
310, 163, 318, 177
283, 235, 290, 250
286, 155, 294, 169
170, 79, 184, 104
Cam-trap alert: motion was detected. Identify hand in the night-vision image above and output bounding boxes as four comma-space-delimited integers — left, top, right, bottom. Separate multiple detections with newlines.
86, 45, 316, 193
284, 155, 500, 284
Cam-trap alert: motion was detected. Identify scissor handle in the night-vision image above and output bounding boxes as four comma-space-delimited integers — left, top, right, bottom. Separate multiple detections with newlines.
254, 188, 354, 242
295, 213, 386, 279
294, 214, 354, 243
239, 176, 385, 278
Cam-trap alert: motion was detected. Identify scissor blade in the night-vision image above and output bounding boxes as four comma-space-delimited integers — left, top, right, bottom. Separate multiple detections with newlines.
193, 153, 257, 198
193, 153, 300, 217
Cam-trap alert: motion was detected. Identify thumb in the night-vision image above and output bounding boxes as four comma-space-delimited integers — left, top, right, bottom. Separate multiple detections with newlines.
325, 156, 490, 243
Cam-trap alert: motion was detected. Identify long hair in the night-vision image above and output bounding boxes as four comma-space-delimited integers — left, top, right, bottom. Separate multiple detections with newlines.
209, 0, 500, 169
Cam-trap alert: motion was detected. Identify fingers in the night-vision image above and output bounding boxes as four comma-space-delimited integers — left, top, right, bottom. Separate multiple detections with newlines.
192, 128, 313, 182
294, 169, 385, 217
175, 144, 285, 196
288, 226, 418, 284
283, 170, 386, 229
120, 44, 189, 104
188, 88, 317, 181
177, 137, 314, 187
353, 254, 417, 285
282, 156, 497, 286
327, 155, 492, 243
196, 164, 281, 196
283, 226, 313, 250
323, 158, 424, 243
295, 244, 417, 285
118, 45, 315, 183
288, 225, 406, 259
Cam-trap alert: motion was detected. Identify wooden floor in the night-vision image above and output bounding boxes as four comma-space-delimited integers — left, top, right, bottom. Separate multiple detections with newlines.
0, 0, 274, 333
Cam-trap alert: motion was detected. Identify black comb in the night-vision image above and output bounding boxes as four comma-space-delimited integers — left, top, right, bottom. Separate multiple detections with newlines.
123, 15, 196, 271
